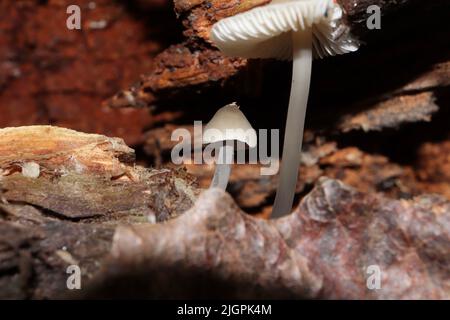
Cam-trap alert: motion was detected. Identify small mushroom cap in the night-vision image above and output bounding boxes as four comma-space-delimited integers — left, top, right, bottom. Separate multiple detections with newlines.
211, 0, 359, 60
203, 103, 257, 148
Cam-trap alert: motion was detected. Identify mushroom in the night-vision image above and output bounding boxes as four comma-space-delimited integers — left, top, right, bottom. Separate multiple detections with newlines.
210, 0, 359, 217
203, 103, 257, 190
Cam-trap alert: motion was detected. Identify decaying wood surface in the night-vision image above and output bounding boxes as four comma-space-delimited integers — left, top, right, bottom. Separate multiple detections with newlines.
0, 0, 171, 145
0, 0, 448, 300
103, 1, 449, 224
143, 124, 450, 216
338, 92, 439, 132
0, 126, 198, 299
0, 126, 198, 221
82, 179, 450, 299
1, 126, 449, 299
121, 0, 449, 217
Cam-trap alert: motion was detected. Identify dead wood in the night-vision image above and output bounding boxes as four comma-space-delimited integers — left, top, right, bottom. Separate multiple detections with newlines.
105, 0, 449, 136
0, 0, 448, 300
0, 126, 198, 298
81, 179, 450, 299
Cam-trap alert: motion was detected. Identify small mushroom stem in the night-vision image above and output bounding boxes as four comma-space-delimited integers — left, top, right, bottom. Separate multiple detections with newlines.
210, 143, 234, 190
271, 28, 312, 218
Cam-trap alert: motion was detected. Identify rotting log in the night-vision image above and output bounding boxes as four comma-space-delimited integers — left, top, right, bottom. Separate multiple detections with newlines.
144, 126, 429, 214
1, 126, 448, 299
0, 0, 449, 300
0, 0, 175, 145
105, 0, 449, 136
81, 179, 450, 299
0, 126, 198, 299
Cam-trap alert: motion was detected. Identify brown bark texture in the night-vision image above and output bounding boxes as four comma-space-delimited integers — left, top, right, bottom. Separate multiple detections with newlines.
0, 0, 449, 299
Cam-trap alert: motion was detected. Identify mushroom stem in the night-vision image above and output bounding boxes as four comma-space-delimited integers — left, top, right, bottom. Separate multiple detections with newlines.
271, 28, 312, 218
210, 144, 233, 190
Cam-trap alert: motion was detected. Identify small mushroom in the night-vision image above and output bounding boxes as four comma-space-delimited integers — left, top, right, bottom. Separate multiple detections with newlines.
211, 0, 359, 217
203, 103, 257, 190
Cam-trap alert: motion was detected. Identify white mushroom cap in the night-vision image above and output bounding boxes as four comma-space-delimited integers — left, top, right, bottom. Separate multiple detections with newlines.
203, 103, 257, 148
210, 0, 359, 59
